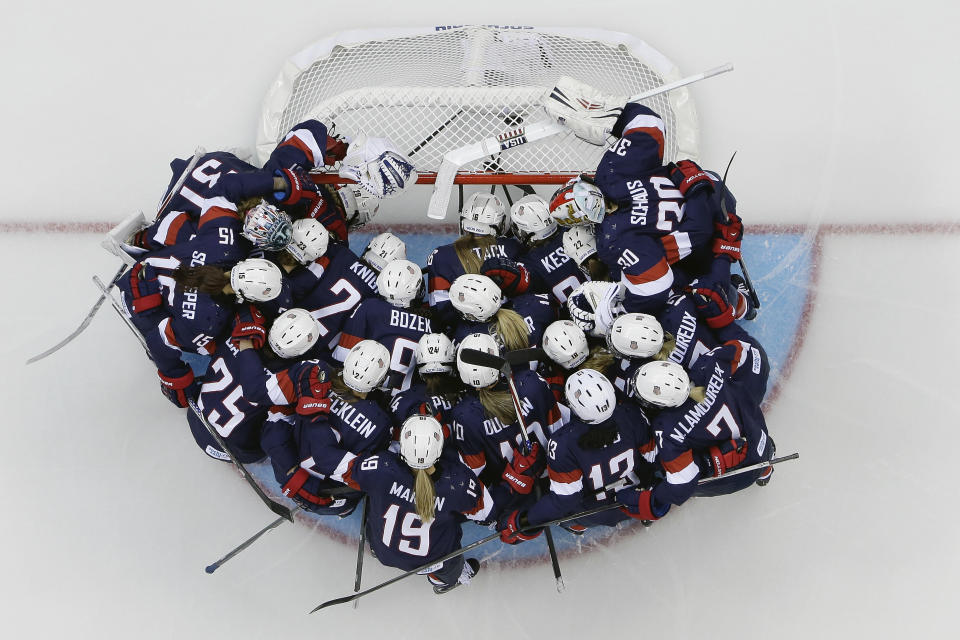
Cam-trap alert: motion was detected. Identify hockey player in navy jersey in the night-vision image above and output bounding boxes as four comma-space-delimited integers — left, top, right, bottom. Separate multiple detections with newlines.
449, 333, 562, 497
261, 340, 394, 516
359, 232, 406, 273
338, 415, 495, 594
388, 333, 464, 434
616, 355, 774, 523
333, 260, 432, 392
116, 258, 285, 408
188, 309, 331, 462
498, 369, 658, 542
510, 194, 589, 305
447, 274, 535, 352
426, 192, 526, 328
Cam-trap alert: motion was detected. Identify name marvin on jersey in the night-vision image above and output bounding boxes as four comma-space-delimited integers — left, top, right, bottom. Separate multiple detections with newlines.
389, 482, 446, 511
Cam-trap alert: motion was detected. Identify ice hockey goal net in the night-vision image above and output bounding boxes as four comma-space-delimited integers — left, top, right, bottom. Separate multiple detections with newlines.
257, 26, 700, 185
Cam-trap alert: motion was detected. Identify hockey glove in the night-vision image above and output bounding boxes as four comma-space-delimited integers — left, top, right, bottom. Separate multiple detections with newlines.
281, 468, 333, 512
339, 134, 417, 199
128, 263, 163, 314
498, 510, 543, 545
274, 167, 319, 206
616, 486, 669, 522
667, 160, 714, 199
481, 257, 531, 297
158, 369, 198, 408
688, 279, 735, 329
501, 442, 544, 495
295, 364, 332, 417
567, 289, 597, 334
707, 438, 749, 477
229, 305, 267, 350
545, 76, 625, 145
712, 212, 744, 262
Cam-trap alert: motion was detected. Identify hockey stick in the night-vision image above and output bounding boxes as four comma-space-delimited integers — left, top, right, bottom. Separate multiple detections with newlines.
27, 147, 206, 365
408, 109, 465, 157
92, 275, 296, 523
309, 501, 622, 613
205, 511, 296, 574
458, 346, 564, 591
352, 495, 370, 608
718, 151, 761, 310
426, 64, 734, 220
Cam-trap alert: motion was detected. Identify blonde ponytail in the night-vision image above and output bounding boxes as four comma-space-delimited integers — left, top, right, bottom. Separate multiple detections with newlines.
414, 467, 436, 523
577, 345, 615, 375
454, 235, 495, 274
477, 387, 517, 425
654, 334, 678, 362
490, 308, 530, 351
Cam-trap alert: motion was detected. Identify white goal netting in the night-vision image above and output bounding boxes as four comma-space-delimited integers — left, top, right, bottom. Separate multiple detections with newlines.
257, 26, 700, 182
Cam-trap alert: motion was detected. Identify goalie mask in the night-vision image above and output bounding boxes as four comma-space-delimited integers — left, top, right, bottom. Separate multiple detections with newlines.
399, 415, 445, 470
376, 259, 424, 308
362, 232, 406, 272
342, 340, 390, 394
449, 274, 503, 322
269, 308, 321, 359
606, 313, 665, 359
542, 320, 590, 370
286, 219, 329, 265
565, 369, 616, 424
549, 176, 605, 226
242, 201, 293, 251
459, 192, 506, 236
631, 360, 691, 409
416, 333, 456, 375
456, 332, 501, 389
229, 258, 283, 302
510, 195, 557, 243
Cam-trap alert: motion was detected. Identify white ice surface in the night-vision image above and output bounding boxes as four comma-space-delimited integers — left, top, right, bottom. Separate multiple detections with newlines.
1, 2, 959, 638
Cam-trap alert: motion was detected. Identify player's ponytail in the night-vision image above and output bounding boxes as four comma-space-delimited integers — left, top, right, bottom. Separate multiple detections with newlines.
490, 308, 530, 351
413, 467, 436, 523
331, 371, 364, 403
172, 265, 230, 295
477, 387, 516, 425
652, 332, 678, 362
577, 345, 615, 376
454, 234, 495, 274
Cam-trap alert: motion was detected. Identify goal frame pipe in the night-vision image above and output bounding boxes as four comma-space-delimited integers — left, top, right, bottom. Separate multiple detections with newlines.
310, 172, 582, 186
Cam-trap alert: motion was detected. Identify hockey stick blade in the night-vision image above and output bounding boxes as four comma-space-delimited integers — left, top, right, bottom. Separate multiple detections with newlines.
205, 513, 292, 574
697, 452, 798, 484
505, 347, 546, 366
457, 348, 507, 371
26, 264, 127, 364
310, 502, 621, 613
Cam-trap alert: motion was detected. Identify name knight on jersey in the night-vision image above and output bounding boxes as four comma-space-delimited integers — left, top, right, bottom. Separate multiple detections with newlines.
349, 261, 379, 291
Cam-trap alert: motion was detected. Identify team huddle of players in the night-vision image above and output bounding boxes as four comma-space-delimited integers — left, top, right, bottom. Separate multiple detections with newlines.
115, 76, 774, 594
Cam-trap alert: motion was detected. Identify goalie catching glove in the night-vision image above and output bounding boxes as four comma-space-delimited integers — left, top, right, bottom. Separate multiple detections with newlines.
338, 133, 417, 198
567, 281, 624, 337
544, 76, 626, 145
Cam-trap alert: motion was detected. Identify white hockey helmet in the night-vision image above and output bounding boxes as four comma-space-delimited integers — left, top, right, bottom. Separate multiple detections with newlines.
229, 258, 283, 302
564, 369, 616, 424
562, 224, 599, 266
242, 201, 293, 251
336, 184, 381, 230
510, 194, 557, 243
342, 340, 391, 393
549, 176, 605, 226
449, 273, 503, 322
361, 232, 406, 272
542, 320, 590, 370
416, 333, 456, 375
286, 219, 330, 265
399, 414, 445, 470
376, 259, 423, 308
269, 308, 321, 359
456, 332, 501, 389
607, 313, 665, 359
631, 360, 692, 408
459, 192, 506, 236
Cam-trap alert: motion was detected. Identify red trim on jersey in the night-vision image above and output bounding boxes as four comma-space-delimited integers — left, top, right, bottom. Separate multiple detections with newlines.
462, 485, 487, 516
624, 256, 670, 285
280, 136, 316, 166
337, 332, 363, 351
341, 458, 361, 490
547, 404, 562, 426
198, 207, 239, 228
662, 450, 695, 474
163, 212, 189, 245
276, 369, 295, 403
623, 126, 665, 160
726, 340, 745, 376
163, 320, 180, 348
462, 452, 487, 471
661, 234, 681, 264
428, 275, 451, 292
640, 438, 657, 456
548, 467, 583, 484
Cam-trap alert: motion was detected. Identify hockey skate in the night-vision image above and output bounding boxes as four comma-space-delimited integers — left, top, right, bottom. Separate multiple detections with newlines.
430, 558, 480, 595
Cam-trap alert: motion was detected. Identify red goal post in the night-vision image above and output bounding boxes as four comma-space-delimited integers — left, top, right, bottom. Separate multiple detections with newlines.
257, 26, 701, 188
